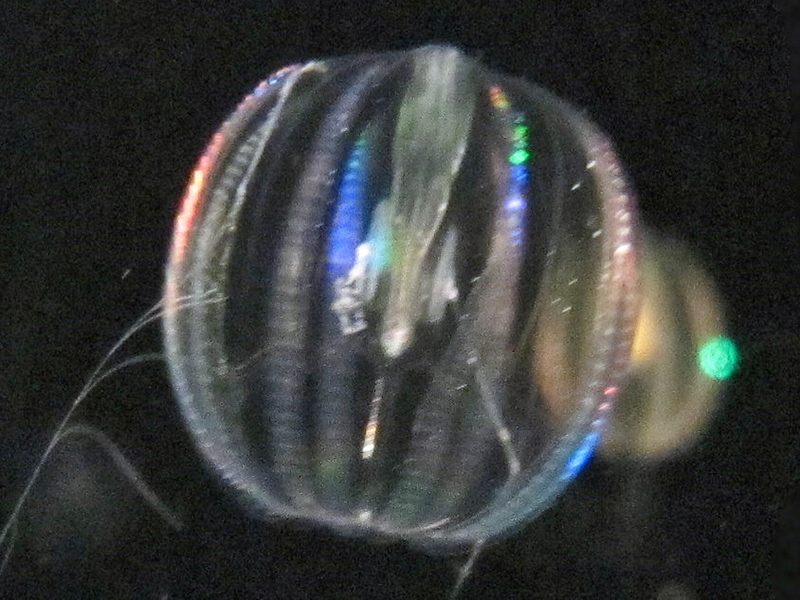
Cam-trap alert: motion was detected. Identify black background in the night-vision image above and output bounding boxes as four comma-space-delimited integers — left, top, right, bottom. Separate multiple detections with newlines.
1, 1, 797, 599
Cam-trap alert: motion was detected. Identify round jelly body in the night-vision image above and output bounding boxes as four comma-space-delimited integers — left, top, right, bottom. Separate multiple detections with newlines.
163, 45, 639, 551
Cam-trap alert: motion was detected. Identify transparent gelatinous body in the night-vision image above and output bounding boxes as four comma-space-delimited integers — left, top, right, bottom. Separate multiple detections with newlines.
163, 46, 639, 551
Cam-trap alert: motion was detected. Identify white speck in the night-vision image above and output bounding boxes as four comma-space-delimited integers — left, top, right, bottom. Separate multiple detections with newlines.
382, 326, 411, 358
586, 160, 597, 169
568, 278, 578, 286
121, 268, 131, 280
614, 243, 632, 256
361, 439, 375, 459
570, 182, 582, 191
592, 229, 602, 238
561, 305, 572, 313
446, 282, 459, 301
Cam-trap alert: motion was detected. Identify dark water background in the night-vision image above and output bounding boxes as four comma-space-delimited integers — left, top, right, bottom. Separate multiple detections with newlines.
1, 1, 797, 598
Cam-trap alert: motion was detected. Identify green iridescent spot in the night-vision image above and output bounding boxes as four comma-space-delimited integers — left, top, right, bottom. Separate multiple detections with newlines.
509, 148, 529, 165
513, 124, 528, 142
698, 336, 739, 380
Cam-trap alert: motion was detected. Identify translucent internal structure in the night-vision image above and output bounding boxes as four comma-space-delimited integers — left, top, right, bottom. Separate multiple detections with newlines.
163, 46, 639, 551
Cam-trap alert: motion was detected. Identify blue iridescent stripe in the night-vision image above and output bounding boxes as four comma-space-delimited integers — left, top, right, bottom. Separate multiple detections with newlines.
562, 431, 599, 481
326, 133, 369, 286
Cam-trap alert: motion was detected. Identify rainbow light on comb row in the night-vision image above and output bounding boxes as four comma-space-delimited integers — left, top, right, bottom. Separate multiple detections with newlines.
491, 86, 531, 250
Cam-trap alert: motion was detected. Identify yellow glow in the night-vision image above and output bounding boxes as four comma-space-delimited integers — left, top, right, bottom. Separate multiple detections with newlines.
630, 296, 658, 366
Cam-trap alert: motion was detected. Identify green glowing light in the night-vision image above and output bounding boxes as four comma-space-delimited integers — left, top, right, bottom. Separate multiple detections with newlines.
509, 148, 529, 165
513, 124, 528, 142
698, 336, 739, 380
